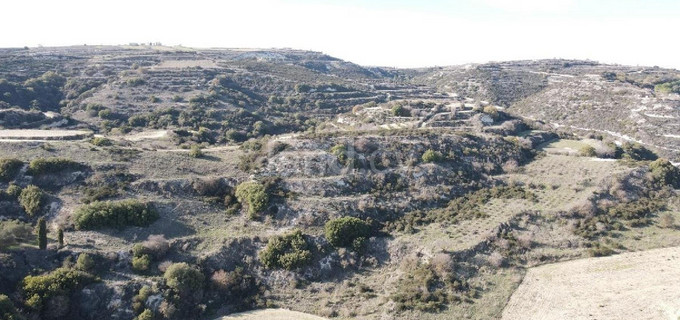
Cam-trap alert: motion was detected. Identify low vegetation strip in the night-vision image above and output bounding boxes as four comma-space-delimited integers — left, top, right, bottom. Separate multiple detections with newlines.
501, 246, 680, 320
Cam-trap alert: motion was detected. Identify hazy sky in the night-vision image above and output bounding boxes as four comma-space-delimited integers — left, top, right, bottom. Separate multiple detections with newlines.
3, 0, 679, 68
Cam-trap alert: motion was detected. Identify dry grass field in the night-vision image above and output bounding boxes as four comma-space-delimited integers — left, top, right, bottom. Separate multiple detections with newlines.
502, 246, 680, 320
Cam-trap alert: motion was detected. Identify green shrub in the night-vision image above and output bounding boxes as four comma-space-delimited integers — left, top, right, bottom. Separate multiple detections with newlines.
188, 145, 203, 158
19, 185, 44, 217
76, 253, 95, 271
28, 158, 84, 175
259, 230, 312, 270
588, 243, 614, 257
132, 254, 151, 273
90, 137, 113, 147
483, 106, 499, 119
73, 200, 158, 230
654, 80, 680, 94
132, 286, 152, 314
126, 78, 146, 87
135, 309, 154, 320
235, 181, 269, 219
620, 142, 657, 161
649, 158, 680, 188
0, 158, 23, 182
37, 218, 47, 250
579, 145, 597, 157
330, 143, 350, 165
0, 220, 33, 251
0, 294, 23, 320
392, 104, 410, 117
421, 149, 443, 163
324, 217, 371, 248
22, 267, 97, 312
6, 184, 22, 198
163, 263, 204, 296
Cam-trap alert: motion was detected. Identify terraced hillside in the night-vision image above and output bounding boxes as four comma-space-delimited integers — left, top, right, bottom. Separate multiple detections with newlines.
415, 60, 680, 161
0, 47, 679, 320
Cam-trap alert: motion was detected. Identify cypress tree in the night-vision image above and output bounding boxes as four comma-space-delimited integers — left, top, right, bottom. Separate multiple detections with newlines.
57, 228, 64, 247
37, 217, 47, 250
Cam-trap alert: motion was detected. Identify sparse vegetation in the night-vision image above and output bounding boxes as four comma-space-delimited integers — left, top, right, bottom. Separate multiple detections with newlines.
0, 220, 33, 251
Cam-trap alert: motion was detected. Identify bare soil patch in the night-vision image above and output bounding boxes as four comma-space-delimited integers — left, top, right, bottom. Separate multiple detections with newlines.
502, 246, 680, 320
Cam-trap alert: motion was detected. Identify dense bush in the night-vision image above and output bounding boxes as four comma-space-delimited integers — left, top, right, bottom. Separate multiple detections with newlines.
620, 142, 657, 161
188, 145, 203, 158
649, 158, 680, 188
163, 263, 205, 296
0, 158, 23, 182
76, 253, 95, 272
73, 200, 158, 230
235, 181, 268, 219
132, 286, 152, 314
259, 230, 312, 270
90, 137, 113, 147
579, 145, 596, 157
483, 106, 499, 120
135, 309, 154, 320
654, 79, 680, 94
18, 185, 44, 217
132, 254, 151, 273
28, 158, 84, 175
0, 220, 33, 251
421, 149, 443, 163
392, 104, 410, 116
21, 267, 97, 313
324, 217, 371, 249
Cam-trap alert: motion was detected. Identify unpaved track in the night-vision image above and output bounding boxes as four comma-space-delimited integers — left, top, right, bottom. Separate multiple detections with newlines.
502, 246, 680, 320
216, 309, 327, 320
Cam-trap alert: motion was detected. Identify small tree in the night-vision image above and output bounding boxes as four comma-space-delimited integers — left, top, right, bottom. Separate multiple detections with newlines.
37, 217, 47, 250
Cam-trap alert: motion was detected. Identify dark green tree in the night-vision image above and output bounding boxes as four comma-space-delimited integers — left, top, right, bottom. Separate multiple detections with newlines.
37, 217, 47, 250
57, 228, 64, 247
